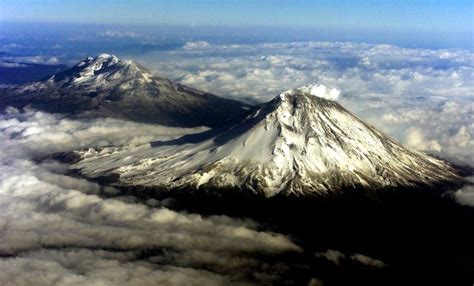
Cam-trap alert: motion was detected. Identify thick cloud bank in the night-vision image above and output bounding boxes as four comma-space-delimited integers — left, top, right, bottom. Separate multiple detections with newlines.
0, 108, 300, 285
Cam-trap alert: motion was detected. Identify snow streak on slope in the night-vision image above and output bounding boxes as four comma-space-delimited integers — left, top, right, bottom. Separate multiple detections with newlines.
74, 86, 459, 197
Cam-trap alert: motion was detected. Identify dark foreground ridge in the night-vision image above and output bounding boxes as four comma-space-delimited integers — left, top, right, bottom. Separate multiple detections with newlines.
138, 185, 474, 285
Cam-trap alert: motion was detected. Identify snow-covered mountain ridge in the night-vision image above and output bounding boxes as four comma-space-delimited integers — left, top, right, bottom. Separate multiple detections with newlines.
0, 54, 251, 127
72, 86, 459, 197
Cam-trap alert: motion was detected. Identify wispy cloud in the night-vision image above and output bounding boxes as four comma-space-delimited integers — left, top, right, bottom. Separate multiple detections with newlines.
98, 30, 144, 39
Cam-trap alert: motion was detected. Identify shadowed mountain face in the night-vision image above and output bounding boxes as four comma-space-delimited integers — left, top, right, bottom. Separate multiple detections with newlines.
0, 54, 252, 127
70, 86, 461, 197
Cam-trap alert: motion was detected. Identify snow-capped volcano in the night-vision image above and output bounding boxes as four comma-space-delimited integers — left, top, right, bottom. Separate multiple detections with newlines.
51, 54, 144, 86
0, 54, 250, 127
72, 85, 459, 197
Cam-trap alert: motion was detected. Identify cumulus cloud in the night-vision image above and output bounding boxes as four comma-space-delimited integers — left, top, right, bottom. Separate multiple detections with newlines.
404, 127, 442, 152
99, 30, 143, 39
315, 249, 387, 268
135, 41, 473, 167
182, 41, 211, 50
381, 101, 473, 167
1, 55, 60, 65
0, 249, 230, 286
0, 108, 301, 285
0, 62, 28, 68
282, 84, 340, 100
0, 107, 208, 159
310, 84, 340, 100
350, 254, 387, 268
453, 177, 474, 207
315, 249, 346, 265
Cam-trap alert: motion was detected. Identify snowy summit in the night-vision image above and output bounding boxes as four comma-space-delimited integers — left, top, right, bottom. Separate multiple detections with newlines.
0, 54, 250, 127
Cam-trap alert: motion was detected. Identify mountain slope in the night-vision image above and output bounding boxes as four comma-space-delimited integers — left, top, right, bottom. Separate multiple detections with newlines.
71, 85, 459, 197
0, 54, 251, 127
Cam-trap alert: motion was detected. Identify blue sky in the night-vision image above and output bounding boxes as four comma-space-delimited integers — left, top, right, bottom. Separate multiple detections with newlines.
0, 0, 473, 48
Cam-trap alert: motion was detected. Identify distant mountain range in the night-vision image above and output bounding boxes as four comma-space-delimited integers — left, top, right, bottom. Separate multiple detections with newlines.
0, 54, 251, 127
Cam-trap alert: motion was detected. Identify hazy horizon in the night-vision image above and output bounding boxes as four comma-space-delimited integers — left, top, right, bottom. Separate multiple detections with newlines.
1, 0, 473, 49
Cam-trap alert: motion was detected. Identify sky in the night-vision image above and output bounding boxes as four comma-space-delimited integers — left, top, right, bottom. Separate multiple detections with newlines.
1, 0, 473, 48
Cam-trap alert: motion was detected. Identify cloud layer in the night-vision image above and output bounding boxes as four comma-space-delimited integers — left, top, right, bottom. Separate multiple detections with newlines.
0, 108, 301, 285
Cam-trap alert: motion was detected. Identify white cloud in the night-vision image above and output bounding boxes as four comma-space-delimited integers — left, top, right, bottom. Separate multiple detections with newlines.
281, 84, 340, 100
315, 249, 387, 268
1, 56, 60, 65
0, 249, 230, 286
182, 41, 211, 50
454, 177, 474, 207
315, 249, 346, 265
350, 254, 387, 268
99, 30, 143, 39
0, 107, 209, 159
404, 127, 442, 152
0, 62, 28, 68
310, 84, 340, 100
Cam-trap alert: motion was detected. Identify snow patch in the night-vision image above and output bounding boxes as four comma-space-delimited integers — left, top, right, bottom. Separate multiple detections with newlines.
97, 53, 115, 59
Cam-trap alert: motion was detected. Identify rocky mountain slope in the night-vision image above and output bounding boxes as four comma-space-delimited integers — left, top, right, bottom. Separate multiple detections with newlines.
71, 85, 459, 197
0, 54, 251, 127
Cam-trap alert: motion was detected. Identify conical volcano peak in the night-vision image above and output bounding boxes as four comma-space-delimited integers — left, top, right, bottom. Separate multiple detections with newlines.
280, 84, 341, 101
268, 84, 343, 128
73, 84, 459, 197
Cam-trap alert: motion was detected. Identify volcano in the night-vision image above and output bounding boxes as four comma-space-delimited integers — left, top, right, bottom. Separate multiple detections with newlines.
71, 85, 459, 197
0, 54, 251, 127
